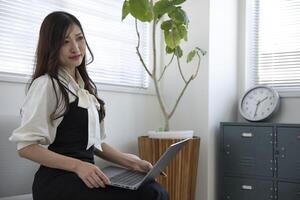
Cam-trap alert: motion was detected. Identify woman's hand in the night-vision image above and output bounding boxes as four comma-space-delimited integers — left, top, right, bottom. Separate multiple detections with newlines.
125, 154, 153, 173
74, 161, 111, 189
132, 159, 153, 173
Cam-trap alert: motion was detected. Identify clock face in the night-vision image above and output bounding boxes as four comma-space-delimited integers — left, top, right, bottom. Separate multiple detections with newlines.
239, 86, 280, 121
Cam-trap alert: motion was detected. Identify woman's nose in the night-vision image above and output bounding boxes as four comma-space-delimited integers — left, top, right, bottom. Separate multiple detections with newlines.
70, 41, 80, 52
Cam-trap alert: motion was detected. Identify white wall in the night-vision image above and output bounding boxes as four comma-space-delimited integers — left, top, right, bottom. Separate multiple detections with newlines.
161, 0, 209, 199
162, 0, 238, 200
0, 81, 162, 167
208, 1, 238, 200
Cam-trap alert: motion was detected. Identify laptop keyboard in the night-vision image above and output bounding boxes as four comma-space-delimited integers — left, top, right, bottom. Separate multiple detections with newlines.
110, 171, 146, 186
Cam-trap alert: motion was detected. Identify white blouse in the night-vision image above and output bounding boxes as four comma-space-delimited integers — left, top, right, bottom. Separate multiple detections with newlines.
9, 68, 106, 151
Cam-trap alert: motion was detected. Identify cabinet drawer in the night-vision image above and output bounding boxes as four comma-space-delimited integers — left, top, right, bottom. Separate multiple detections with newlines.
223, 125, 274, 177
223, 177, 273, 200
278, 182, 300, 200
277, 127, 300, 180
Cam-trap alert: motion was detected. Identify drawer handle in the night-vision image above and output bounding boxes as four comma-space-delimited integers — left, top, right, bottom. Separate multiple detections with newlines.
241, 132, 254, 138
241, 185, 253, 190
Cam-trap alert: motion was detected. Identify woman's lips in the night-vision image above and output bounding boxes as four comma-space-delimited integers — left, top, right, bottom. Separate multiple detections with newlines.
69, 54, 81, 60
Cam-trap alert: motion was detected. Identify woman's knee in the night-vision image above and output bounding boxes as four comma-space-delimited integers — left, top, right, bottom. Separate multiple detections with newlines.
139, 181, 169, 200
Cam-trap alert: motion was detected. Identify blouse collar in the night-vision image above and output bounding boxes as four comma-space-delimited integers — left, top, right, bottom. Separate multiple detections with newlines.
57, 67, 102, 150
58, 68, 100, 110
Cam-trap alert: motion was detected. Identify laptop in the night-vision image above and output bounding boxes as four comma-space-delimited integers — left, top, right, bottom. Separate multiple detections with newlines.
101, 138, 190, 190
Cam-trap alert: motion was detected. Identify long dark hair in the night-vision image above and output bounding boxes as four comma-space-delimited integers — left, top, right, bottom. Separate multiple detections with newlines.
30, 11, 105, 122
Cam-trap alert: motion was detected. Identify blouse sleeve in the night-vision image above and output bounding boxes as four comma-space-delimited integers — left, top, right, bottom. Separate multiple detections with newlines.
9, 75, 57, 150
100, 119, 106, 140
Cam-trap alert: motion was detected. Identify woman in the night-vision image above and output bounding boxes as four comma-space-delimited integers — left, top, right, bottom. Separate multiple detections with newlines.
9, 11, 168, 200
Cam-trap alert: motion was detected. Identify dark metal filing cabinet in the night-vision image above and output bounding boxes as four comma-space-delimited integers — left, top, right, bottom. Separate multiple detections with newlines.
220, 122, 300, 200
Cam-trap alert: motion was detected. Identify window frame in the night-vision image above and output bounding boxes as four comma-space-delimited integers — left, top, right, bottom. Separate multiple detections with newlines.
242, 0, 300, 98
0, 0, 161, 96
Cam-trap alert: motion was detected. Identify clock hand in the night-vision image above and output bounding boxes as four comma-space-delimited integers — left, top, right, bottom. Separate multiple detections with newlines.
253, 101, 259, 118
254, 96, 268, 118
256, 96, 267, 106
260, 96, 268, 103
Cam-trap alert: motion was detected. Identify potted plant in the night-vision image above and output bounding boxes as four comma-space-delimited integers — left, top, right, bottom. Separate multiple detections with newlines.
122, 0, 206, 200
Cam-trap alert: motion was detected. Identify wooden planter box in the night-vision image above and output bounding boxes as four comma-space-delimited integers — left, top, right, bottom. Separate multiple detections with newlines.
138, 136, 200, 200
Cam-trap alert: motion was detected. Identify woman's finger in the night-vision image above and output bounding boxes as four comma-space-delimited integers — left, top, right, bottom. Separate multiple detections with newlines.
87, 176, 100, 188
146, 161, 153, 169
92, 172, 105, 188
95, 169, 111, 185
142, 160, 153, 171
82, 178, 93, 188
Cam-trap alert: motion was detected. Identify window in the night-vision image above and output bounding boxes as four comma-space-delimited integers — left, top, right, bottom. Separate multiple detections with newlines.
0, 0, 151, 89
247, 0, 300, 94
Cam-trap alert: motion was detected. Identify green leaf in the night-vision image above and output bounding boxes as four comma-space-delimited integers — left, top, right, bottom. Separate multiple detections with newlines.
154, 0, 175, 19
168, 7, 189, 25
161, 20, 173, 31
166, 46, 174, 54
177, 25, 187, 41
196, 47, 207, 56
175, 46, 183, 58
164, 31, 175, 49
129, 0, 153, 22
122, 1, 130, 20
187, 50, 196, 63
172, 0, 186, 5
164, 27, 181, 49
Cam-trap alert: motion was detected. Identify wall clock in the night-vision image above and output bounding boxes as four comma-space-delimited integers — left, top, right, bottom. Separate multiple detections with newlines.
239, 85, 280, 121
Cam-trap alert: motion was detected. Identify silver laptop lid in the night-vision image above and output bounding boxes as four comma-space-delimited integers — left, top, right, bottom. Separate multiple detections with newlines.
140, 138, 191, 184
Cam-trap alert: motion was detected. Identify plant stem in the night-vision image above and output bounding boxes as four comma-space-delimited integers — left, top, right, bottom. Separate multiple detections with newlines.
151, 19, 170, 131
158, 53, 175, 82
169, 76, 193, 119
135, 19, 152, 77
133, 15, 203, 132
192, 52, 202, 79
169, 52, 202, 119
176, 54, 187, 83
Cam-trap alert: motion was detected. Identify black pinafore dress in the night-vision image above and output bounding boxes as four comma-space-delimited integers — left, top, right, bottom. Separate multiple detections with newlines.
32, 95, 169, 200
32, 96, 95, 200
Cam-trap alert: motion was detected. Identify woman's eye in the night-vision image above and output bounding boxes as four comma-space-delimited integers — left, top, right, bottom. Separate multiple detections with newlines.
77, 36, 84, 41
64, 40, 70, 44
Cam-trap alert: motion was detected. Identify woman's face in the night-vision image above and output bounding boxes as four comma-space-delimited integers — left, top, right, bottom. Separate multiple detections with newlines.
59, 24, 86, 70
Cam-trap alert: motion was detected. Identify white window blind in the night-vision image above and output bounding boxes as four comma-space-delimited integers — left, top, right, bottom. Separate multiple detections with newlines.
248, 0, 300, 92
0, 0, 150, 89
